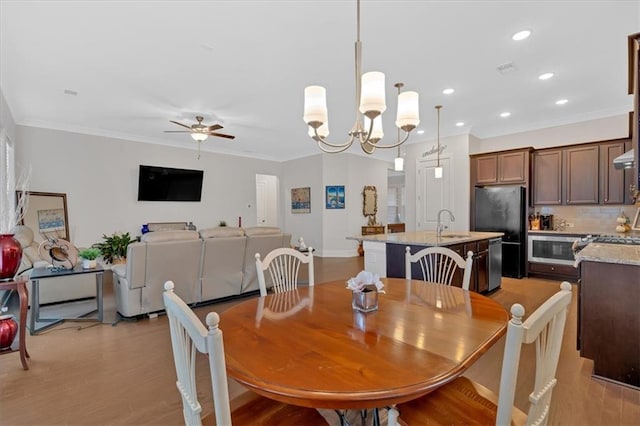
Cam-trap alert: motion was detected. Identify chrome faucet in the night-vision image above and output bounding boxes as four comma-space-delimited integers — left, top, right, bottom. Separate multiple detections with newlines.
437, 209, 455, 239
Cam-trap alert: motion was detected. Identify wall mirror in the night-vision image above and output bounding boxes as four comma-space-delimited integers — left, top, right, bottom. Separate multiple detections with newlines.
362, 185, 378, 224
16, 191, 70, 242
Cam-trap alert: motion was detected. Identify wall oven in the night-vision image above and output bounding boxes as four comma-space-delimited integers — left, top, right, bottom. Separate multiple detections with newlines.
528, 234, 580, 265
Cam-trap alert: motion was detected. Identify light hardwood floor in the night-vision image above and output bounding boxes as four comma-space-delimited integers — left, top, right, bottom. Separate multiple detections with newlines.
1, 256, 638, 425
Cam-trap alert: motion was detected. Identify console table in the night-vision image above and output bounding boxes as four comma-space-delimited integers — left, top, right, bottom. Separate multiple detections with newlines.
29, 265, 104, 335
0, 276, 29, 369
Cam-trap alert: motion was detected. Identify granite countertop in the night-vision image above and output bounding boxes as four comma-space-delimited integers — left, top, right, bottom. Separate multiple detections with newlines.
574, 243, 640, 267
346, 231, 504, 247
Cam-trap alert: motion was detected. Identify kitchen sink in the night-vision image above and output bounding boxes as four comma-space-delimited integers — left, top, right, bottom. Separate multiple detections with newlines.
440, 234, 472, 238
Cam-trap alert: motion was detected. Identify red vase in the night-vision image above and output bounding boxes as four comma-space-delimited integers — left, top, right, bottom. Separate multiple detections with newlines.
0, 314, 18, 350
0, 234, 22, 280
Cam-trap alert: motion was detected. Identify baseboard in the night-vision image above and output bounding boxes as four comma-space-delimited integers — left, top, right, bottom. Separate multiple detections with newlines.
318, 249, 358, 258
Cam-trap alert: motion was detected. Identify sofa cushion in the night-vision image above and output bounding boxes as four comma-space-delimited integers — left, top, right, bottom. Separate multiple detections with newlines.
243, 226, 281, 236
141, 230, 199, 243
199, 227, 245, 239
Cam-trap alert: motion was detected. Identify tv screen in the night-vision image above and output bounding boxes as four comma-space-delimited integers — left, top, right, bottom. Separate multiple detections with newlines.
137, 165, 203, 202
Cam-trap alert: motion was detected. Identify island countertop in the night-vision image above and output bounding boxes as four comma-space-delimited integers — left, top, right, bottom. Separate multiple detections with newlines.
346, 231, 504, 247
574, 243, 640, 266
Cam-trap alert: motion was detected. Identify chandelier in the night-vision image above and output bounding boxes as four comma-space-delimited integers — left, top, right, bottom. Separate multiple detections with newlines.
303, 0, 420, 154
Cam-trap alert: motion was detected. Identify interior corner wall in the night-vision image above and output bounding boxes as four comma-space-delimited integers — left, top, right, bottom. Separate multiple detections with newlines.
0, 89, 16, 142
15, 125, 283, 247
403, 133, 471, 232
281, 154, 324, 253
469, 114, 629, 154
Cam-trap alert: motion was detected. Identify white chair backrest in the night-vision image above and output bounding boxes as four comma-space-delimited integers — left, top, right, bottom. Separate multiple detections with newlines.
496, 281, 572, 426
255, 247, 314, 297
405, 246, 474, 290
163, 281, 232, 426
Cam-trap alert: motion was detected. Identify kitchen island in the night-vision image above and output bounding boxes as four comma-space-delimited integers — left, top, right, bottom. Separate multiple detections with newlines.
574, 242, 640, 388
347, 231, 504, 293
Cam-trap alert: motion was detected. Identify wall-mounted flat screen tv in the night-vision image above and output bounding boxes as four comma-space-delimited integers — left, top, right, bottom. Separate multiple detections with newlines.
137, 165, 204, 202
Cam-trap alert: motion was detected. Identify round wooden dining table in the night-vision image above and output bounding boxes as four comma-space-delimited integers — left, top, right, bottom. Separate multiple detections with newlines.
220, 278, 509, 410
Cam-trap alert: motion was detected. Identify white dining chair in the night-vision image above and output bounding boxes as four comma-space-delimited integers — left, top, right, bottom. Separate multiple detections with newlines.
162, 281, 326, 426
255, 247, 314, 297
391, 281, 573, 426
405, 246, 474, 290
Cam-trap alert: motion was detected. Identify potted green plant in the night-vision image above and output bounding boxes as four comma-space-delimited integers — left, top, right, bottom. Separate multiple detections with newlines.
78, 247, 101, 269
94, 232, 133, 264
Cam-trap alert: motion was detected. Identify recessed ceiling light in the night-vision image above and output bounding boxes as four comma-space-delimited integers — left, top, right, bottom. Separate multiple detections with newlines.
500, 112, 511, 118
442, 88, 455, 95
417, 130, 425, 135
455, 122, 465, 127
512, 30, 531, 41
555, 99, 569, 105
538, 72, 554, 80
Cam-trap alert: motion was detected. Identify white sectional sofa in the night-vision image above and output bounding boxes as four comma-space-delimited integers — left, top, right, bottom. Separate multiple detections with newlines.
113, 226, 291, 317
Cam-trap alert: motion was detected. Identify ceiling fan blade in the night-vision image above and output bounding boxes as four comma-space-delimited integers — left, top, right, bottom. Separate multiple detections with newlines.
209, 132, 236, 140
169, 120, 193, 130
164, 130, 192, 133
208, 124, 223, 131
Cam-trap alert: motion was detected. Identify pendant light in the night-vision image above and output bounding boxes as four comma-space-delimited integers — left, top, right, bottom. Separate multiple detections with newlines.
434, 105, 443, 179
394, 84, 405, 171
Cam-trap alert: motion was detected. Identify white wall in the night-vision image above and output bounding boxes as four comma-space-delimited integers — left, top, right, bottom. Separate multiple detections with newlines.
403, 133, 471, 232
15, 125, 283, 247
0, 89, 16, 142
470, 114, 629, 154
281, 154, 324, 253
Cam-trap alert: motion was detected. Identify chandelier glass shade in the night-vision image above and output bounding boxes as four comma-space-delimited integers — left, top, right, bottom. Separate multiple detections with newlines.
303, 0, 420, 154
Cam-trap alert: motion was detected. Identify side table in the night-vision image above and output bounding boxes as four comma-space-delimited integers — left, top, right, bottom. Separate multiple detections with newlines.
0, 276, 29, 370
30, 265, 104, 335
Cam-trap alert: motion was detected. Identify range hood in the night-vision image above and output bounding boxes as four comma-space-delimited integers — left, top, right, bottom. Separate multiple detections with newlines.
613, 149, 635, 170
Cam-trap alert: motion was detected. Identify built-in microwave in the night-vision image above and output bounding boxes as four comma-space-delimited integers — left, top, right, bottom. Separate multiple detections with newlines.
527, 234, 580, 266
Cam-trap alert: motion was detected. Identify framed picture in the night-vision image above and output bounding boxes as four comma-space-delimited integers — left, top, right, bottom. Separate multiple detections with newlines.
16, 191, 70, 242
632, 207, 640, 230
325, 185, 345, 209
291, 187, 311, 214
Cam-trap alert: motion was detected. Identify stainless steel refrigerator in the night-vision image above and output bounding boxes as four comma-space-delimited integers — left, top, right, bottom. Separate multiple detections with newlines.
474, 186, 526, 278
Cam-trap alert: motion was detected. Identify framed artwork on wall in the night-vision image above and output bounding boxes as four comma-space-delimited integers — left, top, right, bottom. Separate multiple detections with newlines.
16, 191, 70, 242
291, 187, 311, 214
325, 185, 345, 209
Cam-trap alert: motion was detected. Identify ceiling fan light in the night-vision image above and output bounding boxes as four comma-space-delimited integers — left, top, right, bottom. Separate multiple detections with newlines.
359, 71, 387, 116
396, 91, 420, 129
303, 85, 328, 125
191, 133, 208, 142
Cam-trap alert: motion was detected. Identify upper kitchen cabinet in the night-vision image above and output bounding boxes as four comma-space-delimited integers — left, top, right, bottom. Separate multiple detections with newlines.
533, 149, 563, 205
471, 148, 531, 186
600, 139, 631, 204
564, 145, 599, 204
629, 33, 639, 196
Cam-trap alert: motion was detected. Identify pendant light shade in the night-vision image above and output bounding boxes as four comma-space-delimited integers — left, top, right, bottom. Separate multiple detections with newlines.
434, 105, 443, 179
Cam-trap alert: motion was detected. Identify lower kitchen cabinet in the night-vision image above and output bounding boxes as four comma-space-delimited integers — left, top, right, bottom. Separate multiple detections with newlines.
579, 261, 640, 388
527, 261, 580, 282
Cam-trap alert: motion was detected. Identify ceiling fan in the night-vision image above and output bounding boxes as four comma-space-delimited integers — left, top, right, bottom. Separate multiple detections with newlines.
164, 115, 235, 158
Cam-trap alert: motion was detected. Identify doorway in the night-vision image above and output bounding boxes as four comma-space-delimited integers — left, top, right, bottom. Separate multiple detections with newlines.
255, 174, 279, 227
416, 156, 452, 230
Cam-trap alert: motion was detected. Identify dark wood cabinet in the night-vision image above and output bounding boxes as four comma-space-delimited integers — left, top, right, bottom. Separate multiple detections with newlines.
471, 149, 530, 186
385, 241, 491, 293
532, 149, 563, 205
527, 261, 580, 282
564, 145, 599, 204
580, 261, 640, 387
600, 140, 628, 204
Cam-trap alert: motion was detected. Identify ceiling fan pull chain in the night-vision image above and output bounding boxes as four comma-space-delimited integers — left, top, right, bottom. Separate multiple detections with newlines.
198, 141, 201, 159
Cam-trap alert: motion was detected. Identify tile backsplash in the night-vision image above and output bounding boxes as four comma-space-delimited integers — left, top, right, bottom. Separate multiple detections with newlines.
534, 205, 638, 235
